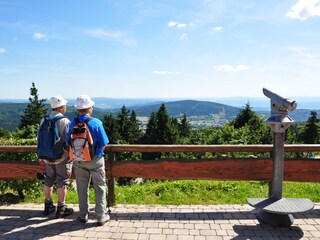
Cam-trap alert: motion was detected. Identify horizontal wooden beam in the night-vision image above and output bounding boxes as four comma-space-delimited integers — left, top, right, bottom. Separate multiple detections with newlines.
106, 144, 320, 153
106, 158, 320, 182
1, 158, 320, 182
1, 144, 320, 153
106, 158, 273, 180
0, 162, 46, 179
0, 146, 37, 153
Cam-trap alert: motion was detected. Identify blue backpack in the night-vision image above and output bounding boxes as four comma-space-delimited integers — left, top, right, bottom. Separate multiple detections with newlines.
37, 115, 65, 161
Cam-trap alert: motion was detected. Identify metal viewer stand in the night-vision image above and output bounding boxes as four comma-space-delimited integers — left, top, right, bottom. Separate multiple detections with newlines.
247, 88, 314, 227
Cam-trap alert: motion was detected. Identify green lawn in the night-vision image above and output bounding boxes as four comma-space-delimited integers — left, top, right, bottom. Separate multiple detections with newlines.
18, 180, 320, 205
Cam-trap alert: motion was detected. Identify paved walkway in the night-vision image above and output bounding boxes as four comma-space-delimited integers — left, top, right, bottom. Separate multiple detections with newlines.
0, 203, 319, 240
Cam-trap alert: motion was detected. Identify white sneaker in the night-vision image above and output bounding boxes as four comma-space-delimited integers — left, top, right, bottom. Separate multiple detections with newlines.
97, 213, 110, 226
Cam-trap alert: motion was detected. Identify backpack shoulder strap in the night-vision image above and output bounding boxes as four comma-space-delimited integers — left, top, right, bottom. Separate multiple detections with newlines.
43, 115, 50, 121
74, 117, 80, 124
53, 115, 65, 122
52, 115, 66, 138
84, 117, 93, 145
84, 117, 92, 124
74, 117, 92, 125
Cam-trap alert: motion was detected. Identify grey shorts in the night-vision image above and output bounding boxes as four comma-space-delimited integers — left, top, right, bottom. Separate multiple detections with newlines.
45, 160, 73, 188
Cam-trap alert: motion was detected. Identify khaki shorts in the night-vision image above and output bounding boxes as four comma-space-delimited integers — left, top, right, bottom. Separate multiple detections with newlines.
45, 160, 73, 188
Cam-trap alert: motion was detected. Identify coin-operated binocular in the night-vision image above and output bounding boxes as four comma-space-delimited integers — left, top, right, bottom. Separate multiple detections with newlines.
262, 88, 297, 133
247, 88, 314, 227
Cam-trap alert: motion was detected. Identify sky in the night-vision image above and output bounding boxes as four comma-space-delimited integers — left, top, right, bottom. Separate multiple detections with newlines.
0, 0, 320, 100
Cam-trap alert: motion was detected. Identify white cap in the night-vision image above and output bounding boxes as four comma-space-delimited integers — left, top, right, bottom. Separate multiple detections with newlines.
50, 95, 67, 109
74, 94, 95, 110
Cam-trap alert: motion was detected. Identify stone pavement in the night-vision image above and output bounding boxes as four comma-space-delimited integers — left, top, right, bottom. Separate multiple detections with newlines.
0, 203, 320, 240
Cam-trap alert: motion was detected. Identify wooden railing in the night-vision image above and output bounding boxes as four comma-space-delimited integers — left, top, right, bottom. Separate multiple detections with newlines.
1, 144, 320, 206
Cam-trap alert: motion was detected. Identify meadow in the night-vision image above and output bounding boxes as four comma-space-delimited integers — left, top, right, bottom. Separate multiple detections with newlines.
8, 180, 320, 206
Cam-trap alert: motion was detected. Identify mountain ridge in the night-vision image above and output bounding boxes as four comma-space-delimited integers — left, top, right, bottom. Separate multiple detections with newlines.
1, 96, 319, 110
0, 99, 319, 131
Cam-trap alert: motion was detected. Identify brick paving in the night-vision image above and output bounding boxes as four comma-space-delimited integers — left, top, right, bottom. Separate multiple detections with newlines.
0, 203, 319, 240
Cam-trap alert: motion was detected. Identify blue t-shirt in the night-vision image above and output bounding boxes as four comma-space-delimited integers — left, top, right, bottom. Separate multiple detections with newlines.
68, 114, 109, 157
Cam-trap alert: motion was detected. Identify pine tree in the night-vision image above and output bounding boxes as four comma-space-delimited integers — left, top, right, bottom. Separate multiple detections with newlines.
127, 110, 142, 144
232, 102, 256, 129
19, 82, 47, 129
118, 105, 130, 142
155, 103, 177, 144
103, 113, 120, 144
142, 104, 182, 159
179, 113, 191, 138
143, 111, 157, 144
299, 111, 320, 144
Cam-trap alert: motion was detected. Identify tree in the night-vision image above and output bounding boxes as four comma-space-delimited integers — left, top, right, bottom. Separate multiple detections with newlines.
19, 82, 47, 129
103, 113, 120, 144
141, 104, 181, 160
0, 127, 10, 139
127, 110, 142, 144
232, 102, 256, 129
245, 115, 272, 144
103, 107, 143, 145
298, 111, 320, 144
117, 106, 130, 142
155, 103, 179, 144
179, 113, 191, 138
142, 111, 157, 144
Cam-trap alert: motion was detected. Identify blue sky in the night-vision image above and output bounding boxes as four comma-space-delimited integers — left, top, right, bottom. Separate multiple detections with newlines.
0, 0, 320, 100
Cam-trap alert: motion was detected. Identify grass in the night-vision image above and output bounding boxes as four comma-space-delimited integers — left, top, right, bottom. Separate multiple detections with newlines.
7, 180, 320, 205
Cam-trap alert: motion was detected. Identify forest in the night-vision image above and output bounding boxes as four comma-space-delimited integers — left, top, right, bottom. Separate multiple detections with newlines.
0, 82, 319, 200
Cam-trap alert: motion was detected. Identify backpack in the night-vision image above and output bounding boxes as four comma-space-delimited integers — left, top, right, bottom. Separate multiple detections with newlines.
69, 117, 95, 161
37, 115, 66, 161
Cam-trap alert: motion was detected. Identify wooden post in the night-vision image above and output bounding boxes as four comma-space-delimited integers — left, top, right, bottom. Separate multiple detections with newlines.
107, 151, 116, 207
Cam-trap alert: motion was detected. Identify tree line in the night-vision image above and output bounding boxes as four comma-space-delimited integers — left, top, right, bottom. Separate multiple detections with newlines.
0, 82, 319, 197
1, 82, 319, 149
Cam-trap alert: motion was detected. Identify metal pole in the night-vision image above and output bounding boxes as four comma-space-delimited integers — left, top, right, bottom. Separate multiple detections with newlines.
271, 131, 285, 200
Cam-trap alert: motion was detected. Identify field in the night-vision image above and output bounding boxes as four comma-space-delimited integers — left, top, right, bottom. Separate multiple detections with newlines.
5, 180, 320, 205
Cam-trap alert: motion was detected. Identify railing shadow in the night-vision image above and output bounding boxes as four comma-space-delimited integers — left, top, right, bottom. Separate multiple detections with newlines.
0, 208, 96, 240
109, 207, 320, 220
110, 210, 257, 221
0, 206, 318, 239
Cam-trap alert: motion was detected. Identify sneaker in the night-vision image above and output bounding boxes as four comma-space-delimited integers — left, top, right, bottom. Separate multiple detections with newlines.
44, 202, 56, 215
55, 205, 74, 219
97, 213, 110, 226
77, 215, 88, 223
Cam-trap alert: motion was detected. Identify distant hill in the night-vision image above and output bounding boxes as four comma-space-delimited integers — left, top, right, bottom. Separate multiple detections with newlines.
0, 99, 319, 131
1, 96, 320, 110
108, 100, 241, 119
0, 103, 106, 131
0, 98, 164, 110
0, 103, 28, 131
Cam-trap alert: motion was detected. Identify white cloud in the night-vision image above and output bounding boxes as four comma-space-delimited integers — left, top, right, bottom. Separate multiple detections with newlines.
87, 28, 122, 39
212, 26, 223, 32
153, 70, 181, 75
32, 33, 48, 40
286, 0, 320, 20
0, 48, 6, 54
214, 65, 250, 72
168, 21, 188, 29
210, 26, 223, 35
86, 28, 136, 47
180, 33, 188, 40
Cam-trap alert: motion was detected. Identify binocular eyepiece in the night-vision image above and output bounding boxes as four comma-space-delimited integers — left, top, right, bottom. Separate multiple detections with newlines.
262, 88, 297, 112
